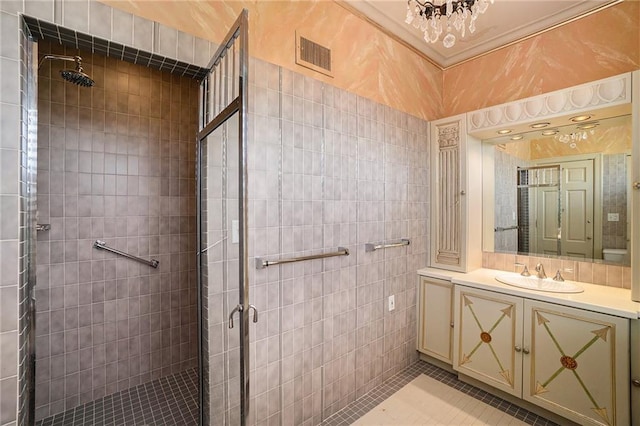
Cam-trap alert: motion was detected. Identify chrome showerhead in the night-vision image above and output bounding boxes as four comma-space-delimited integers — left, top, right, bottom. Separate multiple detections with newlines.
60, 65, 95, 87
39, 54, 95, 87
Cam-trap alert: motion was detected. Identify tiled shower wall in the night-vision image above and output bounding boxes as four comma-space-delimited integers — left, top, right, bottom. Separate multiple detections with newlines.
233, 59, 430, 425
602, 153, 628, 250
33, 40, 199, 419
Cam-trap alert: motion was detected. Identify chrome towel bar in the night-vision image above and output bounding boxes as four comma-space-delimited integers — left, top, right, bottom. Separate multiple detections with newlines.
494, 225, 519, 232
255, 247, 349, 269
365, 239, 410, 252
93, 240, 159, 268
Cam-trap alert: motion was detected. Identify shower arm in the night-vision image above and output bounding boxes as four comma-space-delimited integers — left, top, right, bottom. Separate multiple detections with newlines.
38, 54, 81, 70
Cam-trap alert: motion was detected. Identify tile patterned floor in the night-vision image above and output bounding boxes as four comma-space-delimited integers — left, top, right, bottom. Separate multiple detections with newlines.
322, 361, 559, 426
36, 368, 199, 426
35, 361, 558, 425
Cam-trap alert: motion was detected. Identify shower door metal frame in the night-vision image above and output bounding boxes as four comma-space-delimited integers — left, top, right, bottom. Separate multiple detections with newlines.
196, 9, 250, 426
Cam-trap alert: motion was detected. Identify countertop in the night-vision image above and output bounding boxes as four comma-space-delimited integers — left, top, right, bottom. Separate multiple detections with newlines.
417, 267, 640, 319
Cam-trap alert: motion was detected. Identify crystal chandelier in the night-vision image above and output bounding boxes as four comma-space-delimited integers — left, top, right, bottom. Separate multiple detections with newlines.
554, 129, 596, 149
405, 0, 494, 48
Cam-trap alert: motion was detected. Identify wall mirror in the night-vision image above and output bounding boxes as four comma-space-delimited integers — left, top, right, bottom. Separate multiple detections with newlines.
472, 73, 636, 267
482, 113, 632, 266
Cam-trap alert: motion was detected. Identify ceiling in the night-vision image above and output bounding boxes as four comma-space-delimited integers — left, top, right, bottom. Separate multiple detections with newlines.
344, 0, 619, 69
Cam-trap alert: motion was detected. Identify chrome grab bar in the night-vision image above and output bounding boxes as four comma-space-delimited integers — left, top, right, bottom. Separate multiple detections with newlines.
365, 239, 410, 252
93, 240, 159, 269
255, 247, 349, 269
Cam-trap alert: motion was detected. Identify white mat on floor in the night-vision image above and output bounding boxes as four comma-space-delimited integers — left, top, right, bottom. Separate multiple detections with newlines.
353, 374, 528, 425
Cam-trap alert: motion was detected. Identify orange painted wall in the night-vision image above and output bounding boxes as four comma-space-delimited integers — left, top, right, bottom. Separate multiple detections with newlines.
443, 1, 640, 117
99, 0, 444, 120
101, 1, 639, 121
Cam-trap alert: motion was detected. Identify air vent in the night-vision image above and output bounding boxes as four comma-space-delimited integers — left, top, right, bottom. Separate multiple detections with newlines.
296, 31, 333, 77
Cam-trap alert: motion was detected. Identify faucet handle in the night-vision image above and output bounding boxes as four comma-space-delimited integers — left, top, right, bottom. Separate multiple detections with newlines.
515, 262, 530, 276
553, 270, 564, 282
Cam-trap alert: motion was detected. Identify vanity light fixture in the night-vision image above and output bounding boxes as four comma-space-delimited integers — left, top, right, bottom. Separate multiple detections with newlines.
497, 129, 512, 135
570, 115, 592, 122
510, 135, 524, 141
530, 122, 550, 129
541, 129, 559, 136
405, 0, 494, 48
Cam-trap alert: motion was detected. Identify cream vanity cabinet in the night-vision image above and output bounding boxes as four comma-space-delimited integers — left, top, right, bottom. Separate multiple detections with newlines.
429, 115, 482, 273
417, 277, 454, 363
453, 285, 630, 426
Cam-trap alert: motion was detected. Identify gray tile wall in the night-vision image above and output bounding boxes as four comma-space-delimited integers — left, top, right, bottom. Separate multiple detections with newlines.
229, 58, 429, 425
33, 39, 199, 420
0, 7, 25, 426
602, 153, 628, 250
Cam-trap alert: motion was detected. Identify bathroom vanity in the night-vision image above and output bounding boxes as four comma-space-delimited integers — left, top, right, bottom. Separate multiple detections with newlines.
421, 70, 640, 425
417, 267, 639, 426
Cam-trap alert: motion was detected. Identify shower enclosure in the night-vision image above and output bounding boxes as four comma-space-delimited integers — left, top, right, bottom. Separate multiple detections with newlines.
21, 8, 253, 426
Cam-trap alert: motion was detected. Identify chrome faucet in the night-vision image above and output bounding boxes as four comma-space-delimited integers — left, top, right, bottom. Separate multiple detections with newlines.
534, 263, 547, 279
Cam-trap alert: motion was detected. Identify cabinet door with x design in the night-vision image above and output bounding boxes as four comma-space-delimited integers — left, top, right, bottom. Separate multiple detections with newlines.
453, 286, 523, 397
453, 286, 630, 426
523, 300, 629, 426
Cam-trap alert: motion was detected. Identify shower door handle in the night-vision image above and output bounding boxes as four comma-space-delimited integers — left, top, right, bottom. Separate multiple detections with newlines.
248, 305, 258, 323
228, 304, 243, 329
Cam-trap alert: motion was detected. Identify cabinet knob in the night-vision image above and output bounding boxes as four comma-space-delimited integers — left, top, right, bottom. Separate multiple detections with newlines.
633, 379, 640, 387
450, 322, 454, 328
633, 182, 640, 190
522, 347, 530, 355
514, 346, 522, 352
460, 190, 466, 196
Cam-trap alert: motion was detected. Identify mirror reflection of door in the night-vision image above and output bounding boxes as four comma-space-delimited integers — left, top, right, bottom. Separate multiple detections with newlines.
560, 159, 594, 259
521, 160, 595, 259
535, 183, 560, 255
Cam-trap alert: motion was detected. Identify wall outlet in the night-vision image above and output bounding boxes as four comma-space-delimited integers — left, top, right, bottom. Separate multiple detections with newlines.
388, 295, 395, 312
607, 213, 619, 222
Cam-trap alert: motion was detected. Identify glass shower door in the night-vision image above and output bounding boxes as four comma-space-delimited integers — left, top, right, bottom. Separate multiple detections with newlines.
196, 10, 251, 426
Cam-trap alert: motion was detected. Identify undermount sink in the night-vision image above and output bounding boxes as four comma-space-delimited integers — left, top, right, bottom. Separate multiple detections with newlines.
495, 273, 584, 293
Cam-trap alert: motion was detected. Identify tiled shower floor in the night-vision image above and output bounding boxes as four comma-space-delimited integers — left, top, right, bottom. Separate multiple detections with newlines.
36, 368, 199, 426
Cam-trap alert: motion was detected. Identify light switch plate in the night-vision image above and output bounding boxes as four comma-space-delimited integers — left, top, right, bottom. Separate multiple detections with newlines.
232, 220, 239, 243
